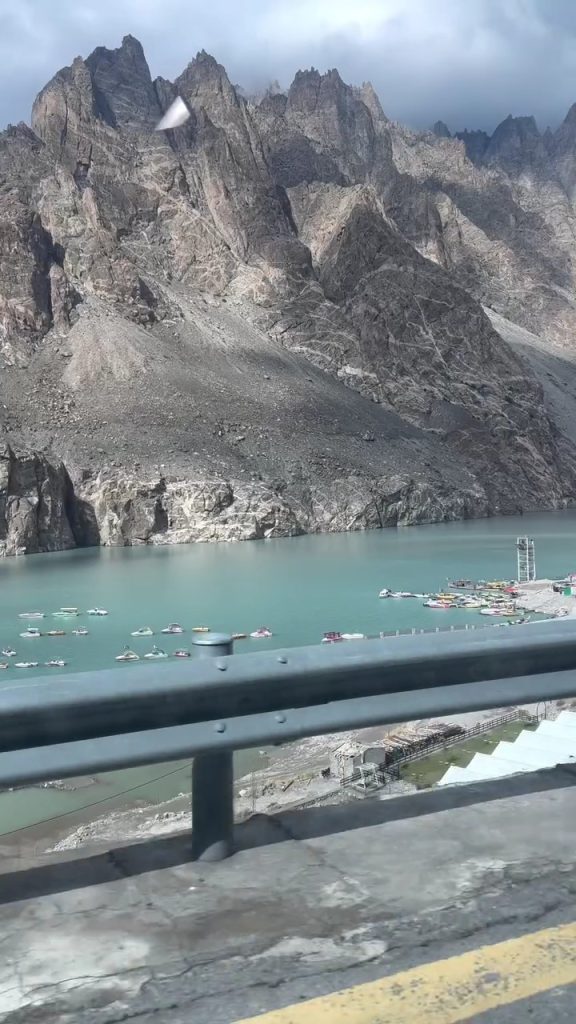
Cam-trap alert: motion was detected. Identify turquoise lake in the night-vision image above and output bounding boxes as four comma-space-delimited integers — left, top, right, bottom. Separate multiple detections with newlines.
2, 509, 575, 836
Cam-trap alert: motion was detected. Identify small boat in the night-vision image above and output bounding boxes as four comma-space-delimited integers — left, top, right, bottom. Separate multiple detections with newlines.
52, 610, 79, 618
72, 628, 89, 636
423, 599, 452, 609
192, 626, 210, 633
19, 627, 42, 638
45, 659, 66, 668
322, 631, 343, 643
18, 611, 45, 619
144, 646, 168, 660
0, 663, 8, 670
161, 623, 184, 634
250, 627, 273, 638
60, 607, 78, 613
341, 632, 367, 641
15, 661, 39, 669
232, 632, 247, 640
45, 629, 66, 637
131, 627, 154, 637
87, 608, 108, 616
173, 649, 191, 658
116, 647, 139, 662
1, 648, 16, 657
379, 588, 392, 598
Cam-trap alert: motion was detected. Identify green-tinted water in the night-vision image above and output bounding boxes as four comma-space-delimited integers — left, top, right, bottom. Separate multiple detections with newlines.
1, 510, 575, 836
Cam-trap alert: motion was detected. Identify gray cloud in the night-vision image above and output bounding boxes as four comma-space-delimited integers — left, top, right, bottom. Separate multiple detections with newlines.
1, 0, 576, 134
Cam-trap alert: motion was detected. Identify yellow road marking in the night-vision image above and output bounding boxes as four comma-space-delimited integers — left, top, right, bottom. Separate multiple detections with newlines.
237, 921, 576, 1024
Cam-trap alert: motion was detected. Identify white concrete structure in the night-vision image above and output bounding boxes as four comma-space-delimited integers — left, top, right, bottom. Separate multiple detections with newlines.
437, 714, 576, 787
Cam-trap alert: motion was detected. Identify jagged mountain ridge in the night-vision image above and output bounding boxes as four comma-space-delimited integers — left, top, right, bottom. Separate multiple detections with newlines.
0, 35, 576, 554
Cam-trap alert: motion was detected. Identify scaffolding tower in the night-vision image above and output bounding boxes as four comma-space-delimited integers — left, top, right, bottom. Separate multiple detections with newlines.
516, 536, 536, 583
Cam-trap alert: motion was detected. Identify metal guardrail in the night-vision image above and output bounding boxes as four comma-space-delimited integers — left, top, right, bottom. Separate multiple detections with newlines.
2, 619, 576, 861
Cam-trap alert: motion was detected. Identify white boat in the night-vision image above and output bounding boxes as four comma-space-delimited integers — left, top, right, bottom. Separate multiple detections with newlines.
72, 628, 89, 636
161, 623, 184, 634
131, 627, 154, 637
52, 610, 79, 618
19, 628, 42, 638
250, 627, 273, 638
15, 662, 39, 669
116, 648, 139, 662
0, 663, 7, 670
144, 647, 168, 660
1, 648, 16, 657
341, 633, 367, 641
423, 599, 452, 609
173, 649, 191, 658
18, 611, 45, 619
379, 589, 392, 598
45, 659, 66, 668
87, 608, 108, 616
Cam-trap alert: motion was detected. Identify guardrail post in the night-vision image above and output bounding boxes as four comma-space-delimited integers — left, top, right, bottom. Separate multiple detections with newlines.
191, 633, 234, 862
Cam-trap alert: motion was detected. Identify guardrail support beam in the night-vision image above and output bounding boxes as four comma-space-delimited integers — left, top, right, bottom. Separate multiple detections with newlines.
191, 633, 234, 862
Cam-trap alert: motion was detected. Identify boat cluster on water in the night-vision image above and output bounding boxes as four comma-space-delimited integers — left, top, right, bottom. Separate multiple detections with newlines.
0, 607, 106, 669
2, 610, 276, 669
380, 580, 526, 620
18, 607, 108, 619
115, 624, 274, 662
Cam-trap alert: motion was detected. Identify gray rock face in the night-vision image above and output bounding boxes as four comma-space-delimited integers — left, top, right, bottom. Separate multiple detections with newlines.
0, 443, 93, 556
1, 39, 576, 554
78, 470, 487, 547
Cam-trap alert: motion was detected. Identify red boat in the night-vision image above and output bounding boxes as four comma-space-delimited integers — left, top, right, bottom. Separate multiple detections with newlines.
322, 631, 344, 643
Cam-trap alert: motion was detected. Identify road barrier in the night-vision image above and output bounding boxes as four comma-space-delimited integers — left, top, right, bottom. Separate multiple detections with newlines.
1, 619, 576, 860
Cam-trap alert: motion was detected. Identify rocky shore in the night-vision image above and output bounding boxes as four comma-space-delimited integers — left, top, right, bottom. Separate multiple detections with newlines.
516, 580, 576, 618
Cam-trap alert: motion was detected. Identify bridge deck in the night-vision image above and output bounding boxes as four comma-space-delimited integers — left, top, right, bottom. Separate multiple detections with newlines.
2, 765, 576, 1022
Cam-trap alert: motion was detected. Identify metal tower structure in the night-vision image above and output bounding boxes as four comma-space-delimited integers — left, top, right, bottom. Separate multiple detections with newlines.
516, 536, 536, 583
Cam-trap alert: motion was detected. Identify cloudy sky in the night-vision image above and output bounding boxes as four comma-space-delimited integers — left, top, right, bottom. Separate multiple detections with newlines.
1, 0, 576, 133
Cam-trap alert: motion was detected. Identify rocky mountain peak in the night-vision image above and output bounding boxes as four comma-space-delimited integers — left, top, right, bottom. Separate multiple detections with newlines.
175, 50, 240, 123
356, 82, 388, 125
553, 102, 576, 151
31, 57, 100, 163
85, 34, 160, 130
559, 102, 576, 130
287, 67, 358, 114
543, 125, 554, 151
483, 113, 548, 177
490, 113, 539, 141
550, 102, 576, 195
453, 128, 489, 163
432, 120, 451, 138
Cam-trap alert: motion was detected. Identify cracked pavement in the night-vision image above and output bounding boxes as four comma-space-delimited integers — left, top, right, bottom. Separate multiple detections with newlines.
2, 766, 576, 1022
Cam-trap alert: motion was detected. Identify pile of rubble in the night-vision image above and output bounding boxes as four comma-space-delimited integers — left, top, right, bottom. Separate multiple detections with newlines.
382, 722, 465, 764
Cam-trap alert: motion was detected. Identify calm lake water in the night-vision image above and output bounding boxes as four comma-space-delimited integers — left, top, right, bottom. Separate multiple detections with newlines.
2, 509, 575, 836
